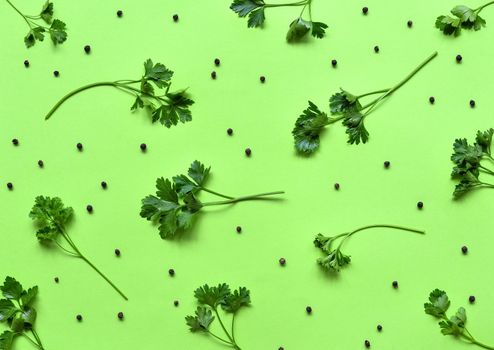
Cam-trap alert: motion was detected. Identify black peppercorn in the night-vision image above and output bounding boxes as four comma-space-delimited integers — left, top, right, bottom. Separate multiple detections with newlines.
140, 143, 147, 152
12, 138, 19, 146
365, 340, 371, 348
374, 46, 379, 53
53, 70, 60, 77
331, 59, 337, 67
214, 58, 220, 66
173, 14, 179, 22
245, 148, 252, 156
24, 60, 29, 68
278, 347, 284, 350
456, 54, 462, 63
470, 99, 476, 108
117, 312, 124, 320
377, 324, 382, 332
174, 300, 179, 307
306, 306, 312, 314
279, 258, 286, 266
469, 295, 476, 303
54, 277, 59, 283
392, 280, 399, 289
227, 128, 233, 136
384, 161, 390, 168
260, 75, 266, 83
429, 96, 435, 104
461, 245, 468, 254
417, 201, 424, 209
236, 226, 242, 233
115, 249, 121, 257
76, 142, 83, 151
84, 45, 91, 54
7, 183, 13, 190
362, 6, 369, 14
117, 10, 123, 17
76, 314, 83, 321
407, 20, 413, 27
168, 268, 175, 276
38, 160, 44, 168
101, 181, 107, 189
211, 71, 217, 79
86, 204, 93, 213
334, 183, 340, 190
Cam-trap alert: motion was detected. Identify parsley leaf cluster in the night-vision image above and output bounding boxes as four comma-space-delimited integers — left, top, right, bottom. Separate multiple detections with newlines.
450, 129, 494, 198
185, 283, 251, 349
45, 59, 194, 128
314, 225, 425, 273
436, 2, 494, 36
29, 196, 128, 300
0, 277, 44, 350
425, 289, 494, 349
140, 161, 284, 239
230, 0, 328, 42
292, 52, 438, 154
5, 0, 67, 48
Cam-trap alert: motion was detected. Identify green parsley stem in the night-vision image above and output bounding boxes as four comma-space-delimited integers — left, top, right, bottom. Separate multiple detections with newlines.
21, 333, 43, 350
476, 1, 494, 13
201, 191, 285, 207
231, 313, 236, 342
479, 164, 494, 175
201, 187, 234, 200
54, 240, 78, 256
31, 328, 44, 349
5, 0, 32, 28
357, 89, 390, 99
213, 308, 236, 345
206, 330, 233, 346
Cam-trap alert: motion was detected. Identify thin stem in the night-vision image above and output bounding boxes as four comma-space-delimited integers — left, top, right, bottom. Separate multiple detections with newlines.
362, 51, 438, 117
479, 164, 494, 175
231, 313, 236, 342
200, 187, 234, 200
206, 330, 233, 345
201, 191, 285, 207
31, 329, 44, 349
54, 240, 78, 256
5, 0, 32, 28
213, 308, 235, 344
476, 1, 494, 13
471, 339, 494, 350
22, 333, 42, 349
357, 89, 391, 99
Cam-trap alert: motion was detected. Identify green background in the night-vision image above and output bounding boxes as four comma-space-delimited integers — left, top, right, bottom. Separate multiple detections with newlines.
1, 0, 494, 349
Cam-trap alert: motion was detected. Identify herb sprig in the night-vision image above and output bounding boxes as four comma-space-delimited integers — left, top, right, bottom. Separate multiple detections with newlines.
436, 1, 494, 36
186, 283, 251, 350
44, 59, 194, 128
425, 289, 494, 349
5, 0, 67, 48
140, 160, 284, 239
29, 196, 128, 300
292, 51, 438, 154
314, 224, 425, 273
450, 128, 494, 198
0, 277, 45, 350
230, 0, 328, 42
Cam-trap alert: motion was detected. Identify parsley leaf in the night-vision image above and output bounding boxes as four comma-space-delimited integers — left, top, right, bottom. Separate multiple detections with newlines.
141, 161, 284, 239
29, 196, 128, 300
314, 225, 424, 274
286, 18, 312, 42
0, 330, 14, 350
311, 21, 328, 38
230, 0, 264, 17
424, 289, 450, 317
186, 283, 251, 348
40, 1, 54, 23
436, 2, 492, 36
49, 19, 67, 45
292, 52, 437, 154
248, 7, 266, 27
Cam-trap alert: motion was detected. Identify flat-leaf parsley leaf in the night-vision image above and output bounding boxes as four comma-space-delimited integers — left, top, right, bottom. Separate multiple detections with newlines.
436, 1, 494, 36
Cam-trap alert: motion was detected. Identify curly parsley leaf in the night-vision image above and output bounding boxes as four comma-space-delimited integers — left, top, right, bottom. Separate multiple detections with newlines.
476, 128, 494, 155
221, 287, 251, 313
194, 284, 231, 308
292, 101, 329, 154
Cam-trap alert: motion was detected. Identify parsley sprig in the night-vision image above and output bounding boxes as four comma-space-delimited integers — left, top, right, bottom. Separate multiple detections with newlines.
436, 1, 494, 36
44, 59, 194, 128
425, 289, 494, 349
450, 129, 494, 198
140, 160, 284, 239
29, 196, 128, 301
314, 224, 425, 273
185, 283, 251, 350
292, 51, 438, 154
0, 277, 45, 350
230, 0, 328, 41
5, 0, 67, 48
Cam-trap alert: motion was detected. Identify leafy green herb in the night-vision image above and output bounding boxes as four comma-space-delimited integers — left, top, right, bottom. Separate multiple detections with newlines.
0, 277, 45, 350
292, 52, 438, 154
450, 128, 494, 198
436, 1, 494, 36
140, 160, 284, 239
29, 196, 128, 300
5, 0, 67, 48
230, 0, 328, 42
185, 283, 250, 349
425, 289, 494, 349
314, 225, 425, 273
44, 59, 194, 127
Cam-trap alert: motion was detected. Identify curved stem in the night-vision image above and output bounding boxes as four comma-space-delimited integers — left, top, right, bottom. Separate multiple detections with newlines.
201, 191, 285, 207
54, 240, 78, 256
479, 164, 494, 175
206, 330, 233, 345
5, 0, 32, 28
231, 313, 236, 342
213, 308, 235, 344
200, 187, 234, 200
22, 333, 42, 349
357, 89, 391, 99
476, 1, 494, 13
31, 329, 44, 349
45, 82, 118, 120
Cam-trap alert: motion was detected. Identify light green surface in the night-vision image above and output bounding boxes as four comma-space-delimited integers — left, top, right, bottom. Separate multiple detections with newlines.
1, 0, 494, 349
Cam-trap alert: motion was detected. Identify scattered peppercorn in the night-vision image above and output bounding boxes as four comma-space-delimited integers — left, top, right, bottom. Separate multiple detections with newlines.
384, 161, 390, 168
456, 54, 462, 63
236, 226, 242, 233
173, 14, 179, 22
417, 201, 424, 209
279, 258, 286, 266
117, 312, 124, 320
38, 160, 44, 168
53, 70, 60, 77
168, 268, 175, 276
115, 249, 121, 257
84, 45, 91, 54
365, 340, 371, 348
278, 347, 284, 350
306, 306, 312, 314
24, 60, 29, 68
377, 324, 382, 332
429, 96, 435, 104
7, 183, 13, 190
461, 245, 468, 254
227, 128, 233, 136
211, 71, 217, 79
331, 59, 337, 67
245, 148, 252, 156
260, 75, 266, 83
407, 20, 413, 27
101, 181, 107, 189
140, 143, 147, 152
86, 204, 93, 213
362, 6, 369, 14
469, 295, 476, 304
12, 138, 19, 146
214, 58, 220, 66
76, 314, 83, 321
174, 300, 179, 307
470, 99, 476, 108
374, 46, 379, 53
54, 277, 59, 283
392, 280, 399, 289
117, 10, 123, 17
334, 183, 340, 190
76, 142, 83, 151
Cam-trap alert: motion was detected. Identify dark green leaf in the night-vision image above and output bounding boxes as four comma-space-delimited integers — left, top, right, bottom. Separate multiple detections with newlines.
435, 15, 462, 36
221, 287, 251, 313
20, 286, 38, 307
0, 330, 14, 350
248, 7, 265, 27
311, 21, 328, 38
20, 306, 36, 327
317, 250, 351, 272
143, 59, 173, 88
29, 196, 73, 243
424, 289, 450, 317
155, 178, 178, 203
343, 111, 369, 144
151, 91, 194, 127
188, 161, 210, 186
186, 306, 214, 332
172, 175, 198, 196
451, 138, 482, 166
24, 27, 45, 48
286, 18, 311, 42
10, 314, 24, 333
194, 283, 231, 307
140, 195, 179, 221
292, 101, 329, 154
0, 300, 17, 322
1, 277, 23, 301
130, 95, 144, 111
40, 1, 54, 24
183, 193, 203, 212
230, 0, 264, 17
329, 89, 361, 114
476, 128, 494, 154
158, 209, 180, 239
440, 307, 466, 336
49, 19, 67, 45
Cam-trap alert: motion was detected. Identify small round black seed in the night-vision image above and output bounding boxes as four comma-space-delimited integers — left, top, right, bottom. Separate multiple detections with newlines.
7, 183, 13, 190
365, 340, 371, 348
278, 347, 285, 350
211, 71, 217, 79
168, 268, 175, 276
140, 143, 147, 152
117, 10, 123, 17
334, 183, 340, 190
407, 20, 413, 27
470, 99, 476, 108
227, 128, 233, 136
173, 14, 179, 22
362, 6, 369, 14
377, 324, 382, 332
76, 142, 83, 151
417, 201, 424, 209
76, 314, 82, 321
117, 312, 124, 320
279, 258, 286, 266
101, 181, 107, 189
38, 160, 44, 168
469, 295, 476, 303
392, 280, 399, 289
115, 249, 121, 257
12, 138, 19, 146
86, 205, 93, 213
24, 60, 29, 68
331, 59, 337, 67
174, 300, 179, 307
461, 245, 468, 254
53, 70, 60, 77
384, 161, 390, 168
374, 46, 379, 53
456, 54, 462, 63
84, 45, 91, 54
236, 226, 242, 233
214, 58, 220, 66
429, 96, 435, 104
306, 306, 312, 314
54, 277, 59, 283
245, 148, 252, 156
260, 75, 266, 83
